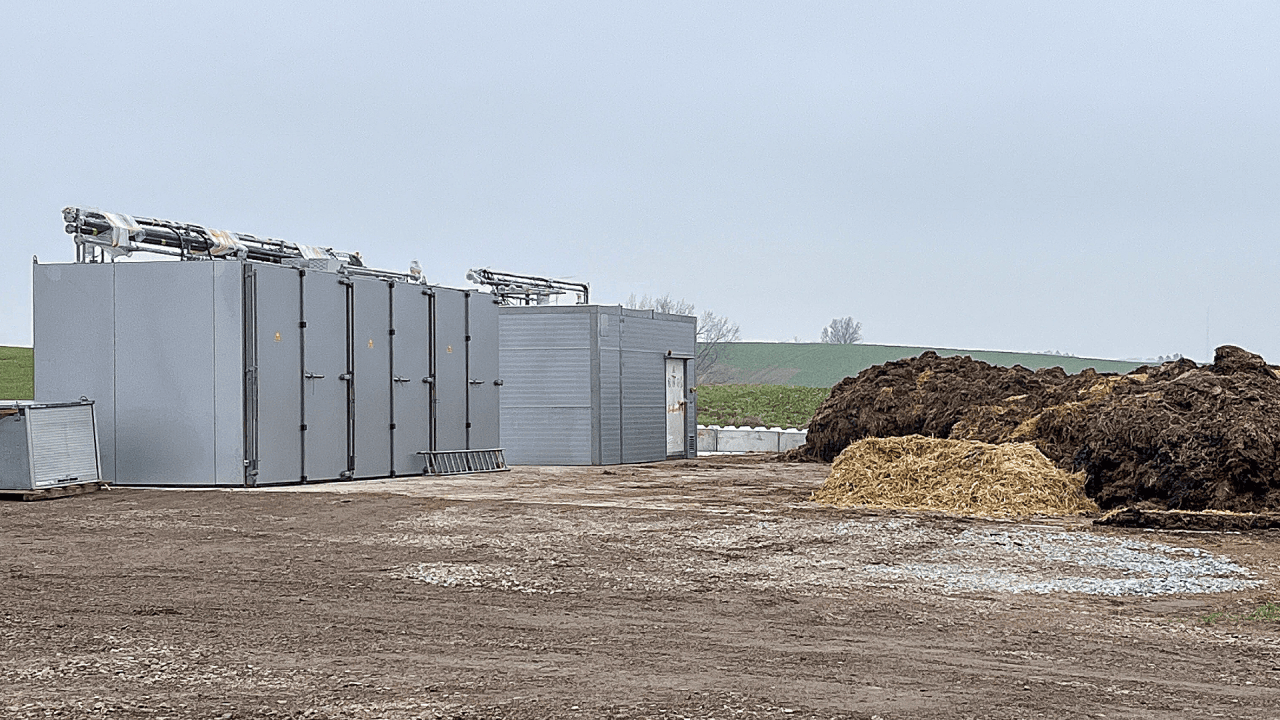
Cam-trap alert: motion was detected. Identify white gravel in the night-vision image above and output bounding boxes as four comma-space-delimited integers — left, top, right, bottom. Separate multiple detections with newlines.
853, 524, 1263, 596
382, 509, 1265, 599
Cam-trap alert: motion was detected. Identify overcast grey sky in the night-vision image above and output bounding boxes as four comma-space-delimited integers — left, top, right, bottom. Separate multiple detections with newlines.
3, 1, 1277, 362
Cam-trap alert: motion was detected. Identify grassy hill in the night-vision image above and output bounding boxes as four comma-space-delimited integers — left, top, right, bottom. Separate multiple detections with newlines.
0, 346, 34, 400
704, 342, 1144, 388
695, 384, 828, 429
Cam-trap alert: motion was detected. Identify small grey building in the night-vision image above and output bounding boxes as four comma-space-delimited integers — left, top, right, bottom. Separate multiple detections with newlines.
499, 305, 697, 465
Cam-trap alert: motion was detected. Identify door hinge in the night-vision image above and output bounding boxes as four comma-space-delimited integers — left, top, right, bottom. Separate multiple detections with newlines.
300, 423, 308, 431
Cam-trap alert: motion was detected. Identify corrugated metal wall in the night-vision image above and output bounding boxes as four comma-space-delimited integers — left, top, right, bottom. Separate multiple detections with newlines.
597, 310, 622, 465
619, 310, 694, 463
498, 311, 594, 465
499, 305, 696, 466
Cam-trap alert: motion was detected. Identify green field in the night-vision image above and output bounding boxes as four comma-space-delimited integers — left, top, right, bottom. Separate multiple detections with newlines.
0, 346, 34, 400
695, 384, 828, 429
2, 340, 1142, 416
704, 342, 1144, 388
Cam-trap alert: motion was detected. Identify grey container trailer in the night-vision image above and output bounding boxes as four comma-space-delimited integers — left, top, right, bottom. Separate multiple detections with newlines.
498, 305, 696, 465
33, 258, 501, 486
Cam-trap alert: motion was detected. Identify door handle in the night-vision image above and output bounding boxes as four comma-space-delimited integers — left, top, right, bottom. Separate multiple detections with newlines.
304, 372, 325, 379
393, 376, 411, 383
468, 379, 484, 386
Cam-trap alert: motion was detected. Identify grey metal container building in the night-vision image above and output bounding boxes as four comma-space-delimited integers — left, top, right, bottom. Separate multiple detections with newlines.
499, 305, 697, 465
33, 259, 501, 486
0, 400, 101, 491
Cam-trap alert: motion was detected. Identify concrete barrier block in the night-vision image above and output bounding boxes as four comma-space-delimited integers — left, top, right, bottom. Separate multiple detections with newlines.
716, 427, 780, 452
778, 429, 808, 451
697, 426, 718, 453
696, 425, 809, 453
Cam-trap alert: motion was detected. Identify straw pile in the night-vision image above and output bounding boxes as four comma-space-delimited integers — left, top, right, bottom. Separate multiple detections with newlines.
812, 435, 1098, 517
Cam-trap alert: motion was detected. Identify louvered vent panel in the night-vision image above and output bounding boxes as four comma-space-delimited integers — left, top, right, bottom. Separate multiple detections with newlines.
27, 405, 99, 487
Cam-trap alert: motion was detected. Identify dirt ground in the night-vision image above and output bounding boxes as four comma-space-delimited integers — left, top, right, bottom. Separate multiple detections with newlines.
3, 455, 1280, 719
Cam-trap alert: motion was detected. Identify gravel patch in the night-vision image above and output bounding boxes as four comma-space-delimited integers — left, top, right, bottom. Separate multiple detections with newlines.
397, 562, 565, 594
383, 509, 1264, 599
857, 524, 1263, 596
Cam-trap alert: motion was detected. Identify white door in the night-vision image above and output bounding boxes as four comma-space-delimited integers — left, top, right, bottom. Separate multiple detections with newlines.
665, 358, 686, 457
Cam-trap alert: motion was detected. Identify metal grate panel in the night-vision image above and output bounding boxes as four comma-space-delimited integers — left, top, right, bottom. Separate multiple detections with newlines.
417, 448, 507, 476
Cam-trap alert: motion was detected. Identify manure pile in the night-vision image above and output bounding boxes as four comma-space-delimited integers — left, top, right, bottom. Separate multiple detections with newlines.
814, 436, 1097, 517
791, 345, 1280, 515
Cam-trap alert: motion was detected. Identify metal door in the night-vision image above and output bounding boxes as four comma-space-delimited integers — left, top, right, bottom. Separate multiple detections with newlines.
302, 272, 350, 481
433, 288, 468, 451
352, 277, 391, 478
113, 262, 218, 485
466, 292, 501, 449
665, 358, 687, 458
250, 264, 304, 485
392, 284, 433, 474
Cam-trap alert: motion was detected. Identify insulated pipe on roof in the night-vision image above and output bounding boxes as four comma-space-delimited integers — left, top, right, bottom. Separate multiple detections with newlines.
62, 206, 364, 266
466, 267, 589, 305
62, 207, 440, 287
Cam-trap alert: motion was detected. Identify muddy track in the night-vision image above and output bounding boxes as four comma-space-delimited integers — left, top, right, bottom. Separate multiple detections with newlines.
3, 456, 1279, 719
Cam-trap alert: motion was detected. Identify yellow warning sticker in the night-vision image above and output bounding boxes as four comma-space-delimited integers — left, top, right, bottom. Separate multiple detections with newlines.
447, 345, 453, 353
368, 339, 374, 349
274, 332, 281, 342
